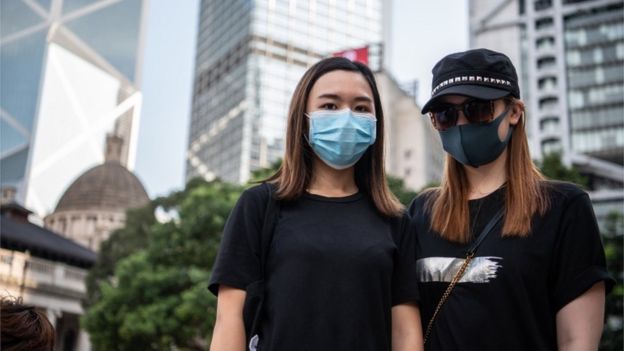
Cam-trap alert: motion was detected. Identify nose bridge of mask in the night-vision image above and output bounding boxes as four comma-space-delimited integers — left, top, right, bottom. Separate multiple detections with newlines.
308, 108, 376, 144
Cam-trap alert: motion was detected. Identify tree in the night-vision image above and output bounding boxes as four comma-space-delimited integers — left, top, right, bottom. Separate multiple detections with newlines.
83, 180, 243, 350
84, 177, 210, 308
386, 175, 418, 207
536, 152, 588, 187
249, 159, 282, 183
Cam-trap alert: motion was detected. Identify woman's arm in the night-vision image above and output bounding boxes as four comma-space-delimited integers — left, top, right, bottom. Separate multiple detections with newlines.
210, 285, 247, 351
556, 282, 605, 351
392, 303, 424, 351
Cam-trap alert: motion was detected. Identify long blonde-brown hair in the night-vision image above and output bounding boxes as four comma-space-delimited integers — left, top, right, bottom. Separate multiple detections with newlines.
427, 99, 550, 243
266, 57, 403, 218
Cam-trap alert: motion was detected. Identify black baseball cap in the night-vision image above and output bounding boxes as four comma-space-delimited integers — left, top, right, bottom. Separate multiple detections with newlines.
421, 48, 521, 114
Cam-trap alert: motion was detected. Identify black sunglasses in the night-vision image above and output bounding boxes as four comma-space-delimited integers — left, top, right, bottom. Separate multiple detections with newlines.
428, 98, 503, 131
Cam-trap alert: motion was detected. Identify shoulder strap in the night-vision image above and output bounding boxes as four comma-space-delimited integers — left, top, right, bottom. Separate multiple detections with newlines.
466, 208, 504, 256
259, 182, 280, 277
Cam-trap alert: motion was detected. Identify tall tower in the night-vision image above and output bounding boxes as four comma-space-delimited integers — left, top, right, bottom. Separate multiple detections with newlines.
0, 0, 148, 217
469, 0, 624, 224
187, 0, 385, 184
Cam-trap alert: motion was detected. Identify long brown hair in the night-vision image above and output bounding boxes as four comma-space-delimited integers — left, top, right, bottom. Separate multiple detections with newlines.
266, 57, 403, 217
1, 296, 55, 351
427, 99, 550, 243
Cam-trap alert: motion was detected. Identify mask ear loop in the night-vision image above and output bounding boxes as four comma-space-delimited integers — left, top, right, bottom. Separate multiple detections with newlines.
502, 108, 518, 143
302, 113, 313, 146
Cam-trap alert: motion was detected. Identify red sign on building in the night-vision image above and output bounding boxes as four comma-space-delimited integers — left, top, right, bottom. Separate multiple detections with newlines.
332, 46, 369, 65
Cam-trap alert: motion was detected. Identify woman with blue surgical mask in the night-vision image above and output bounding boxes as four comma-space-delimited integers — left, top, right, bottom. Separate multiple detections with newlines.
408, 48, 614, 350
208, 57, 423, 351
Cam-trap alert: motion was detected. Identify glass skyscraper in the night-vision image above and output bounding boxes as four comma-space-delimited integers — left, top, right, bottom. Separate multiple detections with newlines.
469, 0, 623, 226
187, 0, 386, 184
565, 5, 623, 168
1, 0, 147, 216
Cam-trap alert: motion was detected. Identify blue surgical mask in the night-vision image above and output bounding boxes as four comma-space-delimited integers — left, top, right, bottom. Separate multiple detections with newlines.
306, 108, 377, 170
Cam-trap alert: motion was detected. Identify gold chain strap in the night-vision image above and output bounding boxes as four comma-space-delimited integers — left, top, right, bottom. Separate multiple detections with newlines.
423, 252, 475, 344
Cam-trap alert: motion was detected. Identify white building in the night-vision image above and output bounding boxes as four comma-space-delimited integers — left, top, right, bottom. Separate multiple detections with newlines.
44, 134, 150, 251
376, 72, 444, 191
0, 201, 97, 351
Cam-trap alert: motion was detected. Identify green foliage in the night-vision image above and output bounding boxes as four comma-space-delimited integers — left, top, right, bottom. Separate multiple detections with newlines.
386, 175, 418, 207
249, 159, 282, 184
536, 152, 588, 187
600, 212, 623, 351
83, 180, 243, 350
84, 179, 211, 309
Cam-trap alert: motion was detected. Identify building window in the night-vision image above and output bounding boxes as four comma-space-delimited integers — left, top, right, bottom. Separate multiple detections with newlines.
534, 0, 552, 11
542, 138, 562, 155
1, 255, 13, 265
536, 17, 554, 30
539, 97, 558, 110
568, 90, 585, 109
59, 218, 67, 233
536, 36, 555, 50
566, 50, 581, 66
540, 117, 560, 133
538, 76, 557, 90
404, 168, 411, 177
537, 56, 556, 69
404, 150, 412, 159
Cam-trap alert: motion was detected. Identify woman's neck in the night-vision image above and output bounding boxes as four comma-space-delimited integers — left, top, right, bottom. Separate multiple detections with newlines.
464, 149, 508, 200
308, 158, 358, 197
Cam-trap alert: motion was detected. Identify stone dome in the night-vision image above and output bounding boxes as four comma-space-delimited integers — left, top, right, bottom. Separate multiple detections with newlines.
55, 161, 149, 212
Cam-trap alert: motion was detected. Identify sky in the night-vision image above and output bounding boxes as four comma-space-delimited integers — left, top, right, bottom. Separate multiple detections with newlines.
134, 0, 469, 199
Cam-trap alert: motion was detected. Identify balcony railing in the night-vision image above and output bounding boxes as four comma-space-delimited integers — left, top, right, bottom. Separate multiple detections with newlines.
0, 250, 88, 294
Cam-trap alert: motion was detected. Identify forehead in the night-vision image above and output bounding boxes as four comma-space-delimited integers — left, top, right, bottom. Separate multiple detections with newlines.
309, 70, 373, 98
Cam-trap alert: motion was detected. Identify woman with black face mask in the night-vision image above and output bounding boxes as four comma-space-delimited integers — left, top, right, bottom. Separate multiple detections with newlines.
408, 48, 614, 350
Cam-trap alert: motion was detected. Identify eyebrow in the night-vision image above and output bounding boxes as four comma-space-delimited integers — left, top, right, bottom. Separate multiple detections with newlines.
317, 94, 373, 102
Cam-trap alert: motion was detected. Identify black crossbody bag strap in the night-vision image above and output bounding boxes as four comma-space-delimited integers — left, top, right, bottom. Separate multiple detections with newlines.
246, 182, 280, 349
423, 208, 505, 344
260, 182, 279, 277
466, 209, 504, 256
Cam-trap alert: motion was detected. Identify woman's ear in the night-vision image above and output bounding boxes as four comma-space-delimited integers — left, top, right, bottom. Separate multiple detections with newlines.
509, 100, 524, 126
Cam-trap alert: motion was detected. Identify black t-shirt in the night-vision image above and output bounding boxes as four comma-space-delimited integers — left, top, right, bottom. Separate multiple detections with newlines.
407, 181, 614, 351
209, 184, 419, 351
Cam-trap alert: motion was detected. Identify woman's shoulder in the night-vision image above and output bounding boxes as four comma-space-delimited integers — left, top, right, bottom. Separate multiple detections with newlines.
406, 187, 439, 219
237, 182, 276, 208
542, 180, 588, 203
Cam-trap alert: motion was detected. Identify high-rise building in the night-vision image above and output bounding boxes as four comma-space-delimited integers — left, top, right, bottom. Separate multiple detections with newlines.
376, 72, 444, 191
469, 0, 624, 226
187, 0, 389, 184
1, 0, 148, 217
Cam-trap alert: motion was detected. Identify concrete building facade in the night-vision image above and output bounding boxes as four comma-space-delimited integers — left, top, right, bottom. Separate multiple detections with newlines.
469, 0, 624, 226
